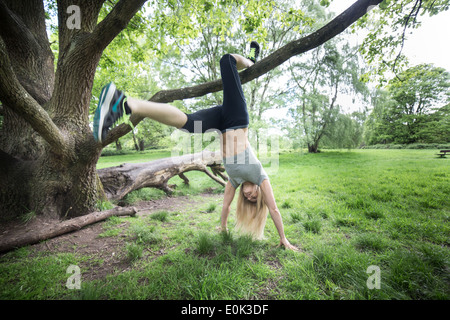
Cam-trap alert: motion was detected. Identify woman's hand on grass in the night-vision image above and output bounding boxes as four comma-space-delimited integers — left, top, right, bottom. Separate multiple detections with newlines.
216, 226, 228, 233
278, 238, 299, 251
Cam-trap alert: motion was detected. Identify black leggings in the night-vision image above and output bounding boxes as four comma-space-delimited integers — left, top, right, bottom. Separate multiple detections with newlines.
181, 54, 249, 133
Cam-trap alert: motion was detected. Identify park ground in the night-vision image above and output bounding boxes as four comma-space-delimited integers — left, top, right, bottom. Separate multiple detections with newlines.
0, 149, 448, 300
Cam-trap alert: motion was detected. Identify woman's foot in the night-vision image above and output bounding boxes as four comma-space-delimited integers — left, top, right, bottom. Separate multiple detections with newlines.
247, 41, 260, 63
93, 82, 132, 143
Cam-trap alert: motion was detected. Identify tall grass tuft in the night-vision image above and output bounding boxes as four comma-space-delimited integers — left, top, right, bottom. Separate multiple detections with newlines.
303, 219, 321, 234
126, 243, 143, 262
129, 224, 161, 245
196, 233, 215, 255
205, 203, 217, 213
150, 210, 169, 222
354, 233, 388, 252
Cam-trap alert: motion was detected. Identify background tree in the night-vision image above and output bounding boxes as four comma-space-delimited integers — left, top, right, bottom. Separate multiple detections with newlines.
156, 0, 318, 152
365, 64, 450, 144
416, 104, 450, 143
321, 111, 366, 149
355, 0, 450, 82
286, 40, 368, 152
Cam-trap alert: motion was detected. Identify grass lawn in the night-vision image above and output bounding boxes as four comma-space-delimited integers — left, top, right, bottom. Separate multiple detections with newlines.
0, 149, 448, 300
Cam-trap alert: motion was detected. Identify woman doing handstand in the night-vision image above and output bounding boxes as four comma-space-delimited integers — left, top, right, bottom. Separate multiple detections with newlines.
93, 42, 298, 250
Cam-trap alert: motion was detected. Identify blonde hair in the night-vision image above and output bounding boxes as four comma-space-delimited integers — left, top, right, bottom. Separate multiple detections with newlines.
235, 184, 268, 240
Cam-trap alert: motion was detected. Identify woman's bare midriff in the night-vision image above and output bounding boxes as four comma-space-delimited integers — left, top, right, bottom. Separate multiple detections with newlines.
221, 128, 249, 158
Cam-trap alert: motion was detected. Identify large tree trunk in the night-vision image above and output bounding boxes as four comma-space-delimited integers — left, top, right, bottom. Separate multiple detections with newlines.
0, 0, 146, 220
0, 0, 383, 221
308, 143, 319, 153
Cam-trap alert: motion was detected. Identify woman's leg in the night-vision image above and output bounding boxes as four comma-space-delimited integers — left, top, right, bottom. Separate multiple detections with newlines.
93, 49, 257, 142
126, 54, 252, 131
171, 54, 253, 134
230, 54, 254, 70
126, 97, 188, 129
219, 53, 253, 131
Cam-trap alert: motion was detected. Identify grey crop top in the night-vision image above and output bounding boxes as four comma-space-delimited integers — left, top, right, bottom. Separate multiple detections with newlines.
222, 145, 269, 189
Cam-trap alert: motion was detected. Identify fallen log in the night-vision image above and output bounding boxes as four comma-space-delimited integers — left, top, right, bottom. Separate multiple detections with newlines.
0, 206, 137, 254
97, 150, 227, 201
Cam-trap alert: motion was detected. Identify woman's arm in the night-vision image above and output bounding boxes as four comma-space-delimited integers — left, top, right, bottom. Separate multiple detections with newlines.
260, 179, 298, 251
220, 181, 236, 231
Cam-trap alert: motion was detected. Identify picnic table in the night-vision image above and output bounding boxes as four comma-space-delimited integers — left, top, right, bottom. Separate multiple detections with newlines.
436, 150, 450, 158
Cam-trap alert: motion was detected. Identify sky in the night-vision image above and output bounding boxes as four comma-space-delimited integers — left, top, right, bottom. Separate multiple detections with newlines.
329, 0, 450, 72
329, 0, 450, 114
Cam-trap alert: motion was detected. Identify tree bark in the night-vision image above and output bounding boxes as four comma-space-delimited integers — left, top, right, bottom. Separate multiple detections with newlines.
0, 0, 147, 219
0, 206, 137, 254
98, 150, 226, 201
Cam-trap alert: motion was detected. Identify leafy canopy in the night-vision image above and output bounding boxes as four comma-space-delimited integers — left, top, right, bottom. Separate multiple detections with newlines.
355, 0, 450, 82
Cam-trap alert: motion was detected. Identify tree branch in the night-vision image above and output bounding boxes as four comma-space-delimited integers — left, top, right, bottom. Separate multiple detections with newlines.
0, 39, 68, 156
53, 0, 146, 109
0, 0, 55, 104
0, 206, 137, 254
88, 0, 147, 54
151, 0, 383, 103
393, 0, 422, 74
103, 0, 383, 145
57, 0, 105, 53
0, 0, 41, 55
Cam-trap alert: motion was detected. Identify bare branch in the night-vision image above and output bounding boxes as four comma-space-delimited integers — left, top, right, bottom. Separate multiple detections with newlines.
97, 150, 225, 200
393, 0, 423, 75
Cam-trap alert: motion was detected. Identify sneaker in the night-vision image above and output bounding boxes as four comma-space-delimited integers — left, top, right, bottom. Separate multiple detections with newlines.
93, 82, 132, 143
247, 41, 260, 63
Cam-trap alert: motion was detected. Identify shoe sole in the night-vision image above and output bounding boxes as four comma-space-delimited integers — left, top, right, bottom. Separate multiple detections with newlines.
250, 41, 260, 61
95, 83, 116, 143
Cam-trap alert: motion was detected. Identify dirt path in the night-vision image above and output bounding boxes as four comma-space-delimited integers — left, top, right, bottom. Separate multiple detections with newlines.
0, 193, 222, 281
